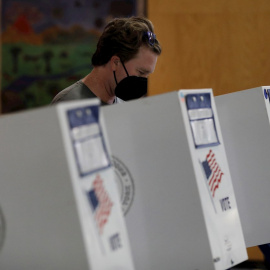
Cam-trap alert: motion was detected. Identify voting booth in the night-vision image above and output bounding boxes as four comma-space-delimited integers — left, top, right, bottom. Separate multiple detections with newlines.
216, 86, 270, 247
0, 99, 135, 270
102, 90, 247, 270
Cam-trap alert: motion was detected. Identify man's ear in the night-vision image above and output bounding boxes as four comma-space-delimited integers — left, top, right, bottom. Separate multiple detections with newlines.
110, 56, 120, 71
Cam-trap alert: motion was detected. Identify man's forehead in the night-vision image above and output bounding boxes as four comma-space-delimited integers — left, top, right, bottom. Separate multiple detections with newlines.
124, 46, 158, 74
136, 66, 153, 74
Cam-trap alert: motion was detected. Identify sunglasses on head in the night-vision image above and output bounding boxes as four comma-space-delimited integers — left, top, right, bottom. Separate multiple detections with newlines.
143, 31, 156, 46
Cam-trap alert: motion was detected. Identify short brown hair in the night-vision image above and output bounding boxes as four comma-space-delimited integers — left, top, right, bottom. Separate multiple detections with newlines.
92, 16, 162, 66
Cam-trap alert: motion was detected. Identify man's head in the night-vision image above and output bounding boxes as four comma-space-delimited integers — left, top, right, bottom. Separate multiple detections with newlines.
92, 16, 161, 66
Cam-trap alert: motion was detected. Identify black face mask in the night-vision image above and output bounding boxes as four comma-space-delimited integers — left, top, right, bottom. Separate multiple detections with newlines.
114, 61, 147, 101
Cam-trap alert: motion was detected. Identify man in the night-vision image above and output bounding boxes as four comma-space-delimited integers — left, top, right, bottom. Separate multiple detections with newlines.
51, 16, 162, 105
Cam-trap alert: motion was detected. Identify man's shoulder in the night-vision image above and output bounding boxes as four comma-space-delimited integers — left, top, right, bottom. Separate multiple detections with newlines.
51, 81, 96, 104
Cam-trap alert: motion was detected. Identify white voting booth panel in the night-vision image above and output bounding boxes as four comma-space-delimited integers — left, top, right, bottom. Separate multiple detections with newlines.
102, 90, 247, 270
0, 100, 134, 270
216, 86, 270, 247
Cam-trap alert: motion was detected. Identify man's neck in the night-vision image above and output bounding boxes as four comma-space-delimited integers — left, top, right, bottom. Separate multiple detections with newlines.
82, 67, 115, 104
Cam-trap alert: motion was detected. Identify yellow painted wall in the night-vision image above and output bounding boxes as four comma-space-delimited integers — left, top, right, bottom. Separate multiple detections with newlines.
148, 0, 269, 261
247, 246, 264, 261
148, 0, 270, 97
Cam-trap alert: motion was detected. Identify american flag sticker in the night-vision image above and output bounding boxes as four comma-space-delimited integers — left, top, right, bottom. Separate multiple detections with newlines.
87, 174, 113, 235
201, 149, 224, 198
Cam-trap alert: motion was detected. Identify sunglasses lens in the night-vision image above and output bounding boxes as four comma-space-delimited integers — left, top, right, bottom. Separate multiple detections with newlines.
148, 33, 154, 45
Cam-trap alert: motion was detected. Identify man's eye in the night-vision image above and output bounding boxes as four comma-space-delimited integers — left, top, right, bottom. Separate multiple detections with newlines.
139, 71, 145, 76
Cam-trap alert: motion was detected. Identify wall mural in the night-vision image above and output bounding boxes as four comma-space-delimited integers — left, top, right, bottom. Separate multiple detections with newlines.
1, 0, 141, 113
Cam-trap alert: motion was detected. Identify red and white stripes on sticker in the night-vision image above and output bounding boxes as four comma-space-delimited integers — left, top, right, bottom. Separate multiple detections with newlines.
206, 150, 224, 197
